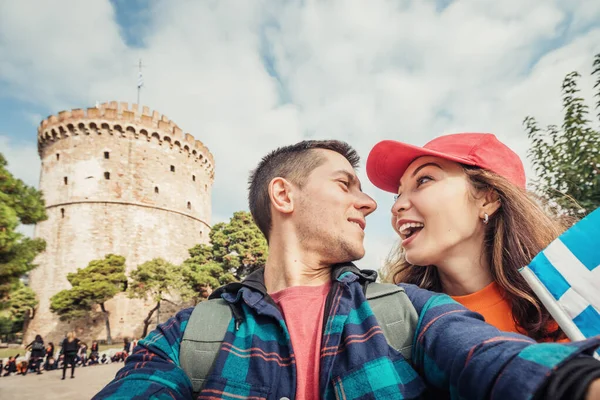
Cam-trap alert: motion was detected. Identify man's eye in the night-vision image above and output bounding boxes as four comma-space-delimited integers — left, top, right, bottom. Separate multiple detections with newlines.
339, 180, 350, 187
394, 194, 401, 201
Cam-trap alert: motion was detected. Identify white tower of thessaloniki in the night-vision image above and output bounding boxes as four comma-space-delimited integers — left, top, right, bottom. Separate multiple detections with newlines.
26, 101, 214, 343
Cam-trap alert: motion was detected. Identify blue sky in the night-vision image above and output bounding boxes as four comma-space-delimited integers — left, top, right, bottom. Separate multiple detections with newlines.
1, 0, 600, 269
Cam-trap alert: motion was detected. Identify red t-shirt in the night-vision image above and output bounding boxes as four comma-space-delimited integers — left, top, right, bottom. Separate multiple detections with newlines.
271, 282, 331, 400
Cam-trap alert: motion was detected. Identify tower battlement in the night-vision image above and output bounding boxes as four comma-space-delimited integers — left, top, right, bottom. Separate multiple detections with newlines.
38, 101, 214, 177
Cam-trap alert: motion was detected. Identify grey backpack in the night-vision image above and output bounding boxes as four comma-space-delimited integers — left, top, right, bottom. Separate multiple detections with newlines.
180, 282, 417, 395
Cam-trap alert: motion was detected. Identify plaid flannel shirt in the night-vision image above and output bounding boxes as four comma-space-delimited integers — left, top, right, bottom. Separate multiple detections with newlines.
95, 265, 600, 399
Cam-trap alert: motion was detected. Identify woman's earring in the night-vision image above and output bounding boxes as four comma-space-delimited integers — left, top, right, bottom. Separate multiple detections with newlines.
482, 213, 489, 225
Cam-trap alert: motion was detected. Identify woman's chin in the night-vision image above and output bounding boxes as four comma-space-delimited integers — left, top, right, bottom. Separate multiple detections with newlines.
405, 252, 430, 267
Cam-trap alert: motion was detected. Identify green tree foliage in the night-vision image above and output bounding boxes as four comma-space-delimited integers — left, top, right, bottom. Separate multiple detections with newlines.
0, 283, 37, 337
181, 211, 267, 302
129, 258, 182, 338
0, 153, 47, 299
523, 53, 600, 216
50, 254, 127, 344
8, 283, 38, 320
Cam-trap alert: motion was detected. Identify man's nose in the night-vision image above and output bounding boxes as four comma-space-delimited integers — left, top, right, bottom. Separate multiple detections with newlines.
357, 192, 377, 216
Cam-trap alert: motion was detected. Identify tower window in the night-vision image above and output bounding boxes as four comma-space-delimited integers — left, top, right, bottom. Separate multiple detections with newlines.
170, 165, 175, 172
61, 208, 65, 218
104, 151, 110, 159
155, 186, 159, 194
56, 153, 60, 161
64, 177, 68, 185
192, 175, 196, 181
104, 172, 110, 180
187, 201, 191, 210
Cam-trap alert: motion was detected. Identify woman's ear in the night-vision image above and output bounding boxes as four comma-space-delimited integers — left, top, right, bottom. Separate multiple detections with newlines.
269, 177, 294, 214
480, 190, 501, 219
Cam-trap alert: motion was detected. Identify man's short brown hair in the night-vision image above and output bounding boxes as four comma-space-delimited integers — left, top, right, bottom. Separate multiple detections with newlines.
248, 140, 360, 242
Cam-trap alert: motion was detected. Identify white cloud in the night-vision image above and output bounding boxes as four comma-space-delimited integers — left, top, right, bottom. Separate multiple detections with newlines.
1, 0, 599, 270
0, 135, 40, 188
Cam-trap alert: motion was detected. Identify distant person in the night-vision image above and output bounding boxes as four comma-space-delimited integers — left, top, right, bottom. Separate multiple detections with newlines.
122, 338, 130, 357
16, 359, 28, 375
3, 355, 17, 376
25, 334, 46, 375
90, 340, 99, 359
60, 331, 80, 380
78, 342, 88, 367
100, 354, 108, 365
44, 342, 55, 371
129, 338, 138, 354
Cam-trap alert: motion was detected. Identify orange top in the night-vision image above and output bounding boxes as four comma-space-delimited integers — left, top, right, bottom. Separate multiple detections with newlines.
451, 281, 568, 342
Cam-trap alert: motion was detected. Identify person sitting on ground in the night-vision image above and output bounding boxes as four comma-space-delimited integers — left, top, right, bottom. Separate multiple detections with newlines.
77, 342, 88, 367
367, 133, 572, 341
90, 340, 99, 359
16, 359, 28, 376
44, 342, 55, 371
87, 353, 99, 366
95, 140, 600, 400
100, 353, 108, 365
3, 355, 17, 376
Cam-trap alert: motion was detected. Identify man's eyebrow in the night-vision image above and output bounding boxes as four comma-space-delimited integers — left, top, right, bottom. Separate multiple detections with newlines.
398, 162, 443, 188
332, 169, 363, 191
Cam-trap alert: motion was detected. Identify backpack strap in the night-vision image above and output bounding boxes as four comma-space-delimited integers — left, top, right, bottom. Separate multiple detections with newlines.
366, 282, 418, 361
180, 282, 418, 395
180, 299, 232, 396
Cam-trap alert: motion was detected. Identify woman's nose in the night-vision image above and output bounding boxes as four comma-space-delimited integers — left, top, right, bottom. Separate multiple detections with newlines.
391, 193, 410, 215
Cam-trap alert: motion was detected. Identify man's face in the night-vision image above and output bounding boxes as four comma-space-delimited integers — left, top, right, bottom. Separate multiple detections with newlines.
293, 149, 377, 264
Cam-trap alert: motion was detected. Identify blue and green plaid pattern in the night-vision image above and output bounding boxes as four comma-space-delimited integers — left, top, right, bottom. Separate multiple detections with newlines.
94, 267, 600, 399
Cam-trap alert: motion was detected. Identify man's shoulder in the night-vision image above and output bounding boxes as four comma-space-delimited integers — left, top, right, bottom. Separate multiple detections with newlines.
397, 283, 459, 313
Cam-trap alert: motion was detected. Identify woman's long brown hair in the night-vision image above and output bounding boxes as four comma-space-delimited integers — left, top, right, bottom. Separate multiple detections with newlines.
382, 166, 573, 341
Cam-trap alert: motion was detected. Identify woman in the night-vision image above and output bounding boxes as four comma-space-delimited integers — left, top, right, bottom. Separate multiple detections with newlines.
78, 342, 88, 367
367, 132, 569, 342
44, 342, 55, 371
61, 331, 80, 379
26, 334, 45, 374
90, 340, 99, 359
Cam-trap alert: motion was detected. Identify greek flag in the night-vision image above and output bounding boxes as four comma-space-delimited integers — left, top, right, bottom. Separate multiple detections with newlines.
520, 207, 600, 346
137, 71, 144, 88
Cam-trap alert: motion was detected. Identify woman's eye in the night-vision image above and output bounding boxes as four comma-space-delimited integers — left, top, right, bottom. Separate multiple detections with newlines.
416, 176, 432, 186
394, 193, 401, 201
339, 180, 350, 187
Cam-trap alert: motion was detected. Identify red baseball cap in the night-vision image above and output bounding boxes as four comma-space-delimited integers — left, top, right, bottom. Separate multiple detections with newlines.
366, 133, 526, 193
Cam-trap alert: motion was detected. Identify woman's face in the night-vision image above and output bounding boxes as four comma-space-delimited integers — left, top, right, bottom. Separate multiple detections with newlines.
390, 156, 486, 267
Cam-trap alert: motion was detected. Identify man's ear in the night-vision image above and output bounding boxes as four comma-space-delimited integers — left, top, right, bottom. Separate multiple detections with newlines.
269, 177, 295, 215
479, 189, 501, 218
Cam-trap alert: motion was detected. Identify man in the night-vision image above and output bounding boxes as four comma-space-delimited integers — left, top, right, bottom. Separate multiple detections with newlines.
95, 140, 600, 399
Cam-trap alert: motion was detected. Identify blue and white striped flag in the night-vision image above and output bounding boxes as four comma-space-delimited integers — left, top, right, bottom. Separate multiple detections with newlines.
137, 71, 144, 89
520, 207, 600, 345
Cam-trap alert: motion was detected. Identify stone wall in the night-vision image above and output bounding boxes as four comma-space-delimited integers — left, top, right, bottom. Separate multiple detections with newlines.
25, 102, 213, 343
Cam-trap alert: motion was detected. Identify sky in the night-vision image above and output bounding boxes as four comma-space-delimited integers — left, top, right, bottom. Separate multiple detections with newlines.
1, 0, 600, 270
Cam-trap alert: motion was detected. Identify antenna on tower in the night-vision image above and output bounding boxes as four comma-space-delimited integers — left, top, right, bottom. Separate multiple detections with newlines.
136, 59, 146, 105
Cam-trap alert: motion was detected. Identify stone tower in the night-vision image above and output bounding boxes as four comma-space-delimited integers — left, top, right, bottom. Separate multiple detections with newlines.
26, 101, 214, 343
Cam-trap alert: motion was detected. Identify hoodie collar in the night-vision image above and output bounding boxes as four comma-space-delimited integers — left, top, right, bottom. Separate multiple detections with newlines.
209, 262, 378, 301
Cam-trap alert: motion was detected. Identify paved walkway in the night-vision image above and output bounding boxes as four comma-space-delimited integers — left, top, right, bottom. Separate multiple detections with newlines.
0, 363, 122, 399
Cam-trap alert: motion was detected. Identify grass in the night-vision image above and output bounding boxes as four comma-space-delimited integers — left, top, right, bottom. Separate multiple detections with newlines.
0, 344, 124, 359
